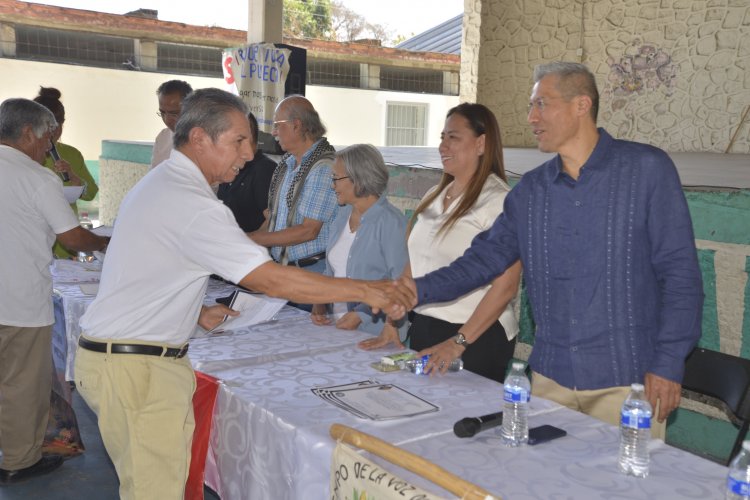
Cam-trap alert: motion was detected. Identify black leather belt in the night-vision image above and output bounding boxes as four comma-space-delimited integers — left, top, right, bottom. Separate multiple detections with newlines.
287, 252, 326, 268
78, 337, 189, 359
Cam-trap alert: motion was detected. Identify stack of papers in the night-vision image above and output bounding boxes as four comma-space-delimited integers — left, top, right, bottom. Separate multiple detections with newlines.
194, 289, 287, 337
63, 186, 84, 203
312, 380, 439, 420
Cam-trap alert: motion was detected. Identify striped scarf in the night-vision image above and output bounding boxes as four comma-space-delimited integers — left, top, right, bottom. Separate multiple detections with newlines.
267, 137, 335, 231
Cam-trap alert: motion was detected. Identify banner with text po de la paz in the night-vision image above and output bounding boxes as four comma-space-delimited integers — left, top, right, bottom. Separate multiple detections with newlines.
222, 43, 291, 136
330, 442, 449, 500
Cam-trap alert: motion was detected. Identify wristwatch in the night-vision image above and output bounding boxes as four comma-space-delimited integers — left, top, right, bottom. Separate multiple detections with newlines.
453, 333, 469, 347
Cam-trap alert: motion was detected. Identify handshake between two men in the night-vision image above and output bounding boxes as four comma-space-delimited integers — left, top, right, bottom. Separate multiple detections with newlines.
366, 275, 419, 322
199, 262, 421, 333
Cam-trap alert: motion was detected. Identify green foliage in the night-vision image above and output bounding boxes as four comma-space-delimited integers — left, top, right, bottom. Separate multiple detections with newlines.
283, 0, 333, 40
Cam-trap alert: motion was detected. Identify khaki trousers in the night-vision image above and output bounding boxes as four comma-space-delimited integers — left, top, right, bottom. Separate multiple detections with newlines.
75, 338, 196, 500
0, 324, 53, 470
532, 371, 665, 441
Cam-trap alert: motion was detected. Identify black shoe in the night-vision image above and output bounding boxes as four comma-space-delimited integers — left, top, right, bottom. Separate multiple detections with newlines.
0, 455, 64, 485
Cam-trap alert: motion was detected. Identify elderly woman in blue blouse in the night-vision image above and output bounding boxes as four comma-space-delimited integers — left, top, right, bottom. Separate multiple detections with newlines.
310, 144, 408, 340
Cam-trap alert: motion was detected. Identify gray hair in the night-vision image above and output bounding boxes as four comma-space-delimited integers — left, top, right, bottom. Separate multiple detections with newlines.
0, 98, 56, 142
336, 144, 389, 198
283, 95, 326, 140
173, 88, 248, 148
533, 61, 599, 122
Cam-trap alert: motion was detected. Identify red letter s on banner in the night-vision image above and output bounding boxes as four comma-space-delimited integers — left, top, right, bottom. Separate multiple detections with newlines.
224, 56, 234, 85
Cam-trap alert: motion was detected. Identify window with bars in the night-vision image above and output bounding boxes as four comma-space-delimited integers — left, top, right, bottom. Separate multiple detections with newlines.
14, 26, 134, 69
386, 102, 428, 146
381, 66, 443, 94
156, 42, 222, 77
307, 58, 360, 88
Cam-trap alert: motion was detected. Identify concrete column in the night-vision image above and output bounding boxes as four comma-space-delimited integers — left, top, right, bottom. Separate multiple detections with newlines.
0, 23, 16, 57
137, 40, 158, 71
361, 63, 380, 90
460, 0, 481, 102
248, 0, 283, 44
443, 70, 459, 95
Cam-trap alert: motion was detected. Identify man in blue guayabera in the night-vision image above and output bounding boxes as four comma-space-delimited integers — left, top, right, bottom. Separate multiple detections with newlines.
396, 61, 703, 440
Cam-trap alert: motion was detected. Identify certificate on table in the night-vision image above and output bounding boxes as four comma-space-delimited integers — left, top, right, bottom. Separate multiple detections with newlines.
313, 381, 439, 420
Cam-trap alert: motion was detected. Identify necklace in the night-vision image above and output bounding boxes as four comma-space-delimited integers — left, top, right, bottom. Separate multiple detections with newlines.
445, 186, 462, 200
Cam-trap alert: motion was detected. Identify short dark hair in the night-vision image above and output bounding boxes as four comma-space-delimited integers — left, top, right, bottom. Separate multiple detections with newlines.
0, 98, 56, 142
156, 80, 193, 99
172, 88, 248, 148
247, 111, 259, 145
533, 61, 599, 122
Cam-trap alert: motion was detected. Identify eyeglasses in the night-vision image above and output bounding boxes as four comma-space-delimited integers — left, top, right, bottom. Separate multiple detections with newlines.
157, 110, 180, 119
527, 96, 564, 114
272, 119, 292, 130
331, 175, 350, 183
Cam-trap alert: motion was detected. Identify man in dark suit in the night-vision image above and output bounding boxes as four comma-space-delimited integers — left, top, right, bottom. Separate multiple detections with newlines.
217, 112, 276, 232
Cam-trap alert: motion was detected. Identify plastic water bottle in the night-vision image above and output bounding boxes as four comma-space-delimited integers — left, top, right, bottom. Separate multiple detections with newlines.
727, 441, 750, 499
404, 355, 463, 375
618, 383, 652, 478
77, 211, 95, 263
501, 361, 531, 446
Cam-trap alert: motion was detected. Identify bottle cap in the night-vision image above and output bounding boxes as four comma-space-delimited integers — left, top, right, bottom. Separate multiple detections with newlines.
511, 361, 525, 370
631, 383, 644, 391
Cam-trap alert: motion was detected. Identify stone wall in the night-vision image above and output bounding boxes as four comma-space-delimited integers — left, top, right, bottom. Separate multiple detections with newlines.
462, 0, 750, 154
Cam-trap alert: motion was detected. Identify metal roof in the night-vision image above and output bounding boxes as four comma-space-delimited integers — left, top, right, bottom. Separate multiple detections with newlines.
396, 14, 462, 55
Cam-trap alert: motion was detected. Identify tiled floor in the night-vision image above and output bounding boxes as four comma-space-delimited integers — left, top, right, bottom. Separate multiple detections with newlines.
0, 391, 219, 500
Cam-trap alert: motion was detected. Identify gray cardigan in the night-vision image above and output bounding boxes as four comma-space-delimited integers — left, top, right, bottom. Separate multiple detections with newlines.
324, 196, 409, 338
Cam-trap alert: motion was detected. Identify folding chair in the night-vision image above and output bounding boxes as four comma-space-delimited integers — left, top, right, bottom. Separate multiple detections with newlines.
330, 423, 499, 500
682, 347, 750, 465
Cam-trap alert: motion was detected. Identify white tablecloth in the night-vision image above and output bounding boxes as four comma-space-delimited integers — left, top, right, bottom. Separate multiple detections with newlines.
53, 279, 729, 499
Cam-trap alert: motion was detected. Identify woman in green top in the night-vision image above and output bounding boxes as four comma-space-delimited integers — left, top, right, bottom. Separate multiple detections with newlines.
34, 87, 99, 258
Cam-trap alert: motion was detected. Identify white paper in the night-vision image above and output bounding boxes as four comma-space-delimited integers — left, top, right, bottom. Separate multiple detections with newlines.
197, 290, 288, 337
63, 185, 84, 203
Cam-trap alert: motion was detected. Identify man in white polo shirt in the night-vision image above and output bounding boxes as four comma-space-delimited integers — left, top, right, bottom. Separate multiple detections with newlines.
75, 88, 413, 500
0, 98, 108, 485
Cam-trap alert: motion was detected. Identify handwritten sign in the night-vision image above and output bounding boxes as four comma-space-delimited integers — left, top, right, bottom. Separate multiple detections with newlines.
222, 43, 291, 134
330, 443, 447, 500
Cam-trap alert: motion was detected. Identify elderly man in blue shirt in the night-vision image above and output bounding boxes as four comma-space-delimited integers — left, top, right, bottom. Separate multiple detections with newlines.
249, 95, 338, 311
398, 61, 703, 440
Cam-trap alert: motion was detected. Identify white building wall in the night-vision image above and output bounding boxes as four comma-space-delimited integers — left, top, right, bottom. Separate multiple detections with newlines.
0, 58, 458, 161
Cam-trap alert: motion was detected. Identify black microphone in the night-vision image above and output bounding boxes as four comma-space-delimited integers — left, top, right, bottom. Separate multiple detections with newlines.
49, 143, 69, 181
453, 411, 504, 438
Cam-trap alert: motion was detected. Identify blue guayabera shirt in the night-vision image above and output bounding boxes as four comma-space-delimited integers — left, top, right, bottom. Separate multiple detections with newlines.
415, 129, 703, 390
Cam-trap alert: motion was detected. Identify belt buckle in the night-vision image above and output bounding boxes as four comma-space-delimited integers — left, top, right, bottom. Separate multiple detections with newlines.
176, 344, 189, 358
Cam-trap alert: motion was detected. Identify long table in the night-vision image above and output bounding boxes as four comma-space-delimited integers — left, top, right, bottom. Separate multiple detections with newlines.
53, 278, 729, 499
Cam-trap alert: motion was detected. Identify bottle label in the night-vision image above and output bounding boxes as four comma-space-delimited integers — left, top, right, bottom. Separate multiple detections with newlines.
504, 387, 529, 403
620, 410, 651, 429
728, 477, 750, 496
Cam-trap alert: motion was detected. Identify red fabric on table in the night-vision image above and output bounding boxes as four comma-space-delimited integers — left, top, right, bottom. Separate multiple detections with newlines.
185, 371, 220, 500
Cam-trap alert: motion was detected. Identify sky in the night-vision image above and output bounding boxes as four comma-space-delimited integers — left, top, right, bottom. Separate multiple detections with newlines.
29, 0, 463, 40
